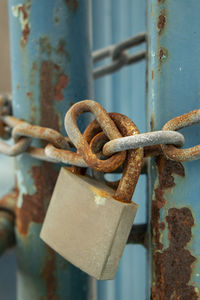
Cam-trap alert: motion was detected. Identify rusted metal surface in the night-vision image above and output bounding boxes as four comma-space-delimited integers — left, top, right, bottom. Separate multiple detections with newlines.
152, 156, 185, 250
151, 156, 199, 299
12, 122, 70, 149
39, 61, 61, 131
0, 135, 31, 156
157, 9, 166, 34
65, 100, 126, 172
55, 74, 69, 101
45, 143, 88, 167
83, 112, 144, 202
108, 113, 143, 203
12, 0, 32, 48
41, 247, 57, 299
152, 207, 198, 300
16, 163, 58, 235
162, 109, 200, 162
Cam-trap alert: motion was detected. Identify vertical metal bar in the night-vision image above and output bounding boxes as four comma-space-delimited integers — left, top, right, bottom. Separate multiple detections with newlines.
93, 1, 146, 299
147, 1, 200, 299
8, 0, 95, 299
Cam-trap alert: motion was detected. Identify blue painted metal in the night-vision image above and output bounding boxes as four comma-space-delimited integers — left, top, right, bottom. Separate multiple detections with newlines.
8, 0, 94, 299
147, 0, 200, 298
92, 0, 146, 299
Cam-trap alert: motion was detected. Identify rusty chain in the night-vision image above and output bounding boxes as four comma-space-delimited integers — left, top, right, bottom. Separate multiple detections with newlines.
0, 98, 200, 173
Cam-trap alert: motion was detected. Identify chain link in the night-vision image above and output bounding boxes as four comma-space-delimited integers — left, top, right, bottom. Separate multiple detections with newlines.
93, 33, 146, 79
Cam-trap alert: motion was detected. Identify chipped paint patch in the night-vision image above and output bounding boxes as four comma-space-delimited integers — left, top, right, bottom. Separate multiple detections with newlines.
12, 0, 32, 47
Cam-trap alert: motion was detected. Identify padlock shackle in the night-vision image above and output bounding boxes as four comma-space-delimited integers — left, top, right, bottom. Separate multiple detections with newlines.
65, 100, 126, 172
84, 113, 144, 203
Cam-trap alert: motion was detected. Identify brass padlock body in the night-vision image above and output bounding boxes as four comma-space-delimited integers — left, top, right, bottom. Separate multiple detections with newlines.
40, 167, 138, 280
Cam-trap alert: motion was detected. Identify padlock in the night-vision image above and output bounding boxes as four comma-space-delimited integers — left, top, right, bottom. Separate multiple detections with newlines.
40, 102, 143, 280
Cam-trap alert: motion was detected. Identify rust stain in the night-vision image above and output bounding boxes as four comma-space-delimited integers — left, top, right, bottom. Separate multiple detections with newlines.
55, 74, 69, 101
152, 208, 197, 300
30, 62, 38, 86
56, 40, 70, 61
65, 0, 79, 13
152, 155, 185, 250
40, 61, 60, 130
150, 112, 155, 131
157, 10, 166, 33
54, 16, 59, 23
39, 36, 52, 56
159, 47, 168, 62
16, 163, 58, 235
22, 23, 30, 47
158, 47, 168, 72
41, 248, 58, 300
151, 156, 198, 299
12, 0, 32, 48
26, 92, 33, 100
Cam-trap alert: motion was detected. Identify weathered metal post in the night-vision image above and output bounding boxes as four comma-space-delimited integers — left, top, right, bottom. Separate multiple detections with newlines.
147, 0, 200, 299
8, 0, 94, 299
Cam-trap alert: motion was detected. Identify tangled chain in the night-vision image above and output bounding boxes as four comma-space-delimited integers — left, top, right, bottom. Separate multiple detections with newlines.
0, 96, 200, 173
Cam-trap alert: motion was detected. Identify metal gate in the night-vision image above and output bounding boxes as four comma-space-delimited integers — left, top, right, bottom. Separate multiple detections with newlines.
0, 0, 199, 299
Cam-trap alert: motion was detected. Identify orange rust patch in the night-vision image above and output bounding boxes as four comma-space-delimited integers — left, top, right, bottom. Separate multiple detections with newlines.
13, 1, 32, 48
40, 61, 60, 130
65, 0, 79, 13
26, 92, 33, 99
152, 208, 197, 300
151, 156, 199, 299
16, 163, 58, 235
55, 74, 69, 101
41, 247, 58, 299
159, 47, 168, 62
157, 10, 166, 33
152, 155, 185, 250
21, 23, 30, 47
